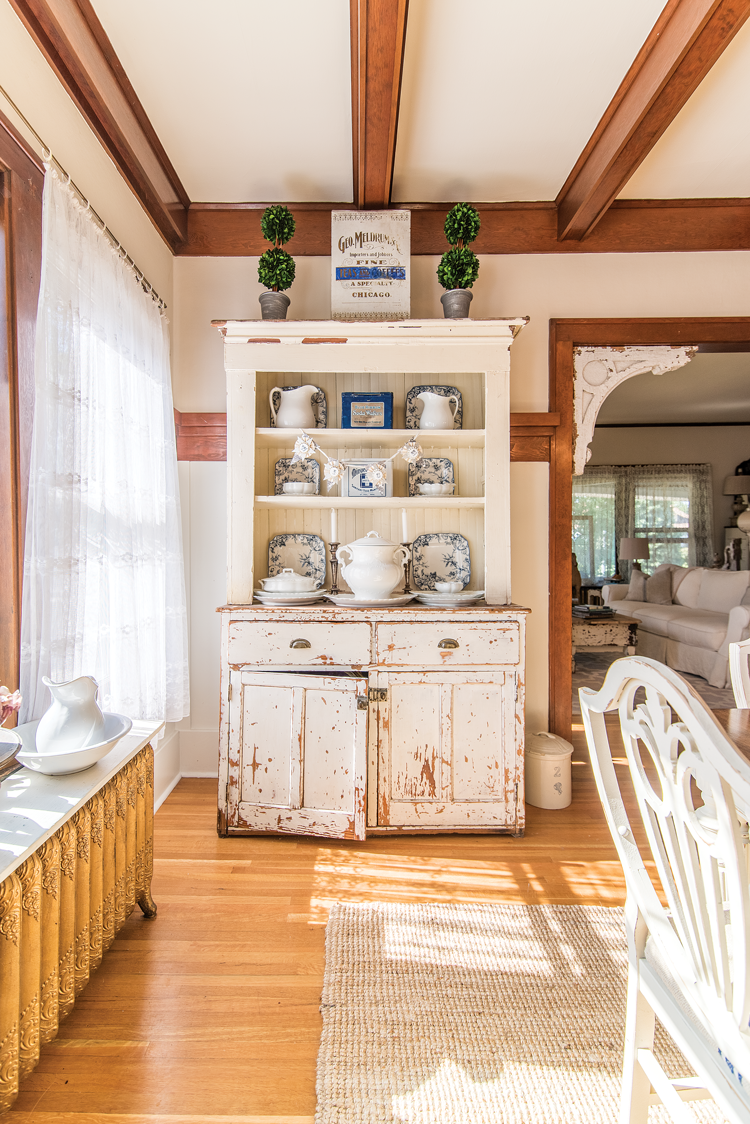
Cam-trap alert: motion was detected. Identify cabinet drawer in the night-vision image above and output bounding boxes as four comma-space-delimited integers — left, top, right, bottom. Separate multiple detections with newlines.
227, 621, 371, 667
376, 622, 519, 666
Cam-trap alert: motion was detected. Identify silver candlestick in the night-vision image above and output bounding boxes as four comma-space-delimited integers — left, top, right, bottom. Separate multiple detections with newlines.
329, 542, 340, 595
401, 542, 413, 594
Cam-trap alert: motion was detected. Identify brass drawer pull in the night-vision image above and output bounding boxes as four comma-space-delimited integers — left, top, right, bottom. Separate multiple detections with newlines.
438, 638, 459, 649
289, 638, 311, 649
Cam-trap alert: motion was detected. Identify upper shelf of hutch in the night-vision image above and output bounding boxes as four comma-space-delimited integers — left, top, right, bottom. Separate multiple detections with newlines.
255, 428, 485, 449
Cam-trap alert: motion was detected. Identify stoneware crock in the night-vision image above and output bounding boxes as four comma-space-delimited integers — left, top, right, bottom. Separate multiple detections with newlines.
35, 674, 107, 756
336, 531, 410, 600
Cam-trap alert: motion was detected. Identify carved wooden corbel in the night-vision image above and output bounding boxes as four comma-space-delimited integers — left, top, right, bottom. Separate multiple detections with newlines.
573, 345, 695, 475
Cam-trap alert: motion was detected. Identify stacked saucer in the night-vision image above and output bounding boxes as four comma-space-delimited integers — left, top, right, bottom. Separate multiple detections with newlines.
415, 590, 485, 608
254, 589, 327, 607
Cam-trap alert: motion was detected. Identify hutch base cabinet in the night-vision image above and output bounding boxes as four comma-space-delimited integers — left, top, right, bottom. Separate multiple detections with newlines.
215, 319, 529, 840
218, 605, 528, 839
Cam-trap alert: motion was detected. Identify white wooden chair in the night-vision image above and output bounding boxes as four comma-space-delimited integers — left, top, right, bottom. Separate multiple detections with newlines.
580, 656, 750, 1124
730, 638, 750, 708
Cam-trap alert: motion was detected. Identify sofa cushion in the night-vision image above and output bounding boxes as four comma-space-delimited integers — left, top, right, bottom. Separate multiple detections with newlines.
627, 570, 646, 601
666, 609, 728, 651
696, 569, 750, 614
670, 566, 690, 598
646, 567, 672, 605
674, 567, 702, 608
615, 602, 687, 637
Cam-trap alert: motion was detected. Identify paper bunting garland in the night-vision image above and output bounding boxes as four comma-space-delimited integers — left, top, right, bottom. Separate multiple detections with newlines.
290, 430, 423, 488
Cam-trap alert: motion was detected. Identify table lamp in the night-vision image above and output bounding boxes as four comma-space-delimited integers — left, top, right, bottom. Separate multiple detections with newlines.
723, 475, 750, 527
620, 537, 650, 572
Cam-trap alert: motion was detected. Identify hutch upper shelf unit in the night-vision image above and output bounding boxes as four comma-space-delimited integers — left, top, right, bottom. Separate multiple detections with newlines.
216, 318, 529, 840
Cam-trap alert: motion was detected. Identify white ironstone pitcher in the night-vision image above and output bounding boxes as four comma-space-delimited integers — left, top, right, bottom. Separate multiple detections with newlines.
269, 385, 318, 428
416, 390, 459, 430
336, 531, 410, 600
36, 675, 107, 755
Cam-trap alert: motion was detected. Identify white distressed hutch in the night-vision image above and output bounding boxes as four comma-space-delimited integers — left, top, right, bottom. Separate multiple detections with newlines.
216, 318, 529, 840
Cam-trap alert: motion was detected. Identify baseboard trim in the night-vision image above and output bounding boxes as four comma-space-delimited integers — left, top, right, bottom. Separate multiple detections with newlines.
154, 770, 182, 812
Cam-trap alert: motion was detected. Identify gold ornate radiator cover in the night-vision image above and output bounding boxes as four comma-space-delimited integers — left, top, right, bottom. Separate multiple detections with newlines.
0, 743, 156, 1112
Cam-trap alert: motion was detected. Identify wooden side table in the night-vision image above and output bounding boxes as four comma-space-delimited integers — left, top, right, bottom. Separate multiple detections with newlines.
572, 614, 640, 672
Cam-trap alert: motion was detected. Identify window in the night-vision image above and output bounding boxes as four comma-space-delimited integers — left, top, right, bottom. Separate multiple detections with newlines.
572, 464, 713, 583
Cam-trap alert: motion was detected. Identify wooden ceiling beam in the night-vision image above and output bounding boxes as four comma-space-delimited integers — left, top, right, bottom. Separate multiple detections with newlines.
8, 0, 190, 251
350, 0, 409, 208
556, 0, 750, 242
180, 198, 750, 256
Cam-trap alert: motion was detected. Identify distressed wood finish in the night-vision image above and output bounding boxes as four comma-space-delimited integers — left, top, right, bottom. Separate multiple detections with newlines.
557, 0, 750, 240
229, 671, 368, 839
219, 606, 528, 839
0, 744, 156, 1113
179, 198, 750, 256
350, 0, 410, 208
548, 317, 750, 741
7, 0, 189, 249
0, 109, 43, 693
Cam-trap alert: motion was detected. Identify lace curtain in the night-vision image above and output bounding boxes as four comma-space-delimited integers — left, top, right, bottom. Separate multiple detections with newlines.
20, 167, 190, 724
572, 463, 713, 583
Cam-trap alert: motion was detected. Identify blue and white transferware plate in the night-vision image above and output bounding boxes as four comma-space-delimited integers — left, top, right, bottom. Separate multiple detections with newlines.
408, 457, 455, 496
274, 458, 321, 495
270, 387, 327, 428
411, 533, 471, 590
268, 534, 327, 588
405, 385, 463, 430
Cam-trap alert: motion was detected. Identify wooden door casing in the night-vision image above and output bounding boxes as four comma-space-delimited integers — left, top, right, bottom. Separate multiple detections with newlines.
374, 670, 523, 832
228, 670, 368, 839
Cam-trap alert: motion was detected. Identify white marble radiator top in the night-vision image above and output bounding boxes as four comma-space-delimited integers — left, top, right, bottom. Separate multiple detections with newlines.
0, 720, 163, 883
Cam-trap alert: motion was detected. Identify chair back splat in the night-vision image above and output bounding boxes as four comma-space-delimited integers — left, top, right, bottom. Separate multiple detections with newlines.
580, 656, 750, 1124
730, 638, 750, 709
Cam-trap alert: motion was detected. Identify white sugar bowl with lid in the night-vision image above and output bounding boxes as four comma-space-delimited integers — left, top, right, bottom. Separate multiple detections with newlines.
260, 568, 317, 592
336, 531, 410, 600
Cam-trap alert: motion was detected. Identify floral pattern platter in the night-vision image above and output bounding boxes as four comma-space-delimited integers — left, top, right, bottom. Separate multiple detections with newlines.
274, 458, 321, 495
268, 534, 327, 588
270, 386, 327, 428
411, 532, 471, 591
405, 385, 463, 430
408, 457, 455, 496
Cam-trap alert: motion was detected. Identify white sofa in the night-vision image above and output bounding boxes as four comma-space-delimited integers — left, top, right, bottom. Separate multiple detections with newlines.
602, 565, 750, 688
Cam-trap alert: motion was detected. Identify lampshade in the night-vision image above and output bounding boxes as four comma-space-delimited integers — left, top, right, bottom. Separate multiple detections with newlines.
620, 537, 650, 561
724, 475, 750, 496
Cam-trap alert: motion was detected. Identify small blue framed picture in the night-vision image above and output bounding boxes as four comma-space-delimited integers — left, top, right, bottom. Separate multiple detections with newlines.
341, 391, 393, 429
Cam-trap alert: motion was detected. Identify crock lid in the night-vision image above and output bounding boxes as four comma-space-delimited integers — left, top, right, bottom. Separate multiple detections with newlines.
526, 731, 574, 757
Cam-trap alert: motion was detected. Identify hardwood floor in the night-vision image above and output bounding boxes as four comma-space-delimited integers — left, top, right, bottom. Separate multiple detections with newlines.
9, 722, 630, 1124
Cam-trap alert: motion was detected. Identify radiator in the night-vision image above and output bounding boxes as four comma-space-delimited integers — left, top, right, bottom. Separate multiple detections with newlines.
0, 743, 156, 1111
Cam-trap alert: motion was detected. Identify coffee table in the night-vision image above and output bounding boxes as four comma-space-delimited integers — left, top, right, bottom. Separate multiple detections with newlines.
572, 613, 639, 673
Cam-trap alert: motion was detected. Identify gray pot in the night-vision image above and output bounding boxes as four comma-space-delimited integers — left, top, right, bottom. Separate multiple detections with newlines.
259, 291, 291, 320
440, 289, 473, 319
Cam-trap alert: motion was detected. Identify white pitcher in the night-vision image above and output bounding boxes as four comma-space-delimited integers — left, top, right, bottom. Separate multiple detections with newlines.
36, 675, 107, 755
416, 391, 459, 430
269, 385, 318, 428
337, 531, 410, 600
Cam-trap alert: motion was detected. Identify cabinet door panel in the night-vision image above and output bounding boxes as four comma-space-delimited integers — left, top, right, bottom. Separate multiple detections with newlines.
230, 671, 367, 839
452, 682, 508, 801
376, 671, 519, 830
389, 681, 445, 802
240, 682, 294, 806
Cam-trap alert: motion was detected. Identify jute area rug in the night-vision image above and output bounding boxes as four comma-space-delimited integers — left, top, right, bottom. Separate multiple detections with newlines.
316, 902, 727, 1124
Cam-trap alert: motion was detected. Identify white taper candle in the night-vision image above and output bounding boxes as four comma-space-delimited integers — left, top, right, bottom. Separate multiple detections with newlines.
331, 507, 338, 542
401, 508, 408, 543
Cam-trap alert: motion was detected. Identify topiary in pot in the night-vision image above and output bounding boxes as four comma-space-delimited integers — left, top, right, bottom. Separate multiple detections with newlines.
258, 205, 296, 319
436, 202, 480, 318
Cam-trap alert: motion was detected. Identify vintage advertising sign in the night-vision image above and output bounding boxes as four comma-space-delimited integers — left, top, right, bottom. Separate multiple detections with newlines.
331, 210, 410, 320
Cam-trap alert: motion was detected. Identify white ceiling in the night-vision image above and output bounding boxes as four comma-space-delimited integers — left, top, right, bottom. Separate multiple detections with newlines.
620, 16, 750, 199
596, 353, 750, 425
392, 0, 664, 202
91, 0, 353, 202
91, 0, 750, 204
